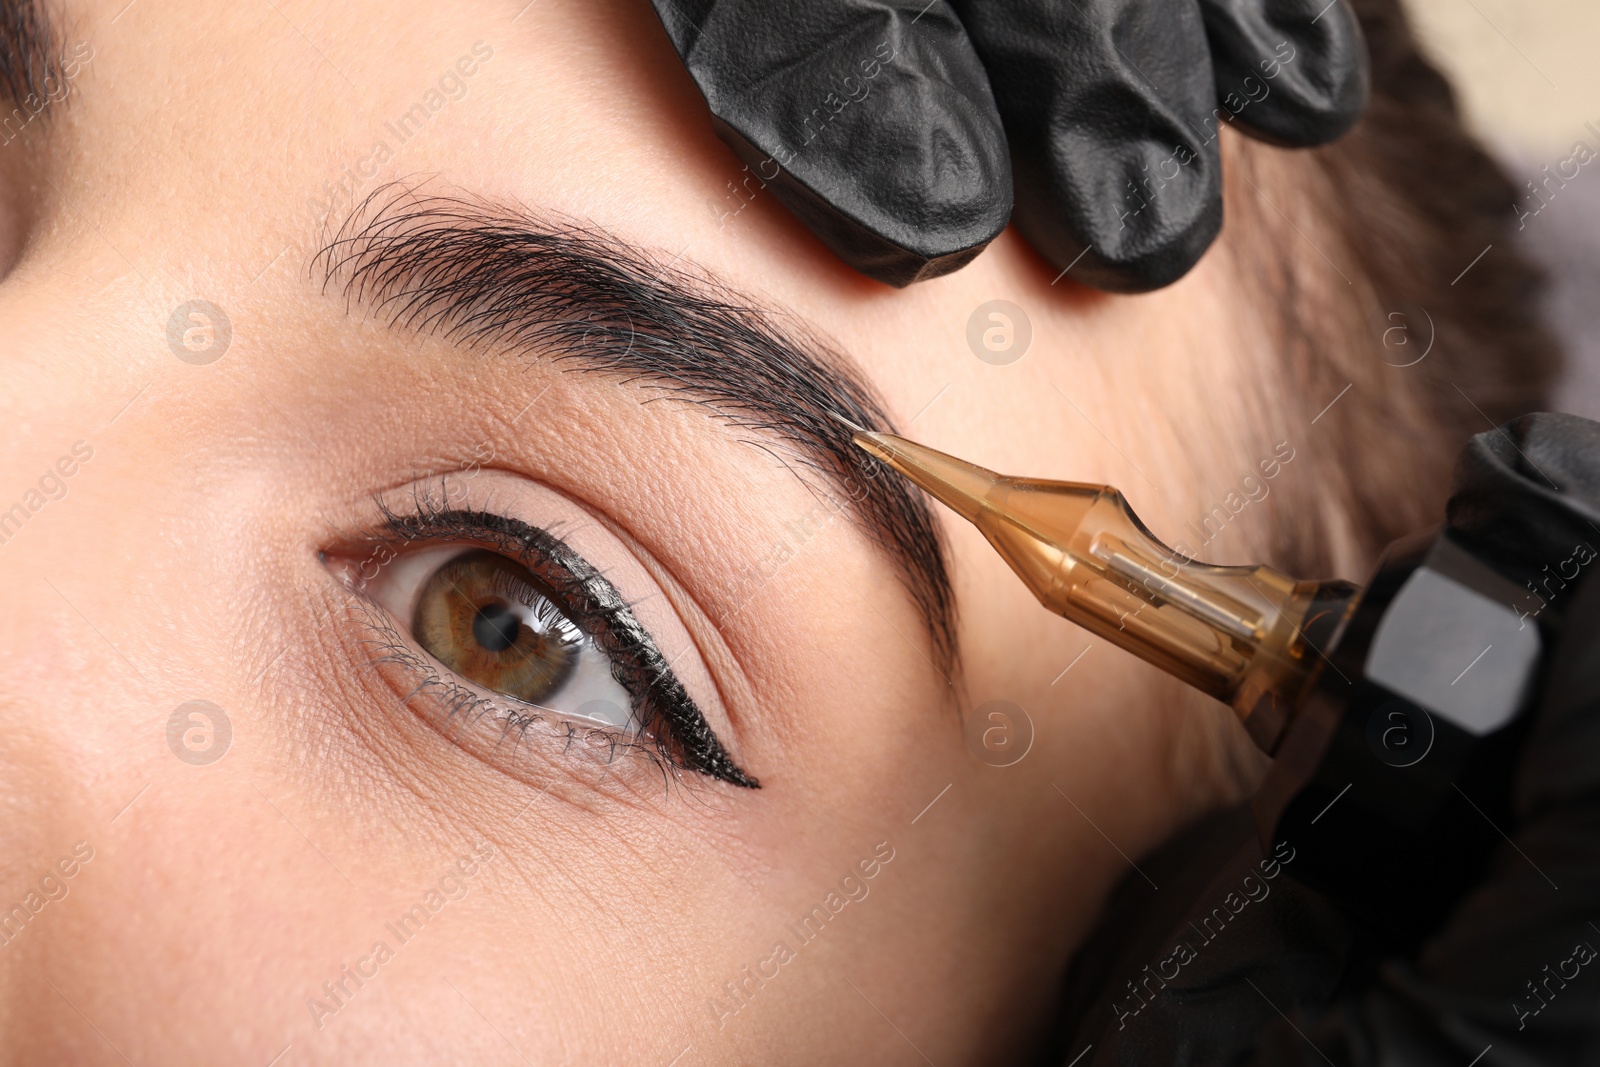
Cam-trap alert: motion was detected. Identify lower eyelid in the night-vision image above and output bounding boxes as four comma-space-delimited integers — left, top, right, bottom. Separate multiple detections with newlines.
347, 595, 679, 787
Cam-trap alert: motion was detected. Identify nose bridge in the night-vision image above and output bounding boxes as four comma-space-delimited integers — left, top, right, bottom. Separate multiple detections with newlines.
0, 388, 120, 884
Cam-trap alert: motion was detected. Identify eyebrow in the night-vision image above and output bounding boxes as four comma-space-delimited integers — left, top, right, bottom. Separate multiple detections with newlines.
0, 0, 55, 115
315, 184, 959, 678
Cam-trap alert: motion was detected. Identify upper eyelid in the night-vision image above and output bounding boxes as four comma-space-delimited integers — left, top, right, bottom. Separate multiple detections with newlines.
372, 503, 631, 644
579, 509, 767, 734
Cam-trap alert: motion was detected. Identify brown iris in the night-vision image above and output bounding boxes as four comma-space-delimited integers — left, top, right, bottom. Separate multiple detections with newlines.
412, 549, 584, 705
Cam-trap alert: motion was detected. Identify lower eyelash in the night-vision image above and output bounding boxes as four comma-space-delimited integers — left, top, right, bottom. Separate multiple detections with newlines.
351, 596, 680, 787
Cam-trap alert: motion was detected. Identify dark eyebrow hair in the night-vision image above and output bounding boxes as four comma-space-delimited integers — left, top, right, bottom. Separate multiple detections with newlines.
0, 0, 55, 113
314, 184, 958, 679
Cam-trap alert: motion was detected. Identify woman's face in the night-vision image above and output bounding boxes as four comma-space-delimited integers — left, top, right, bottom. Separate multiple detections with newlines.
0, 0, 1314, 1062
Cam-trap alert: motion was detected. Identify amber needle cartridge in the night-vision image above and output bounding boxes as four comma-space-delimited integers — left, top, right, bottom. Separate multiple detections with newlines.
842, 421, 1358, 752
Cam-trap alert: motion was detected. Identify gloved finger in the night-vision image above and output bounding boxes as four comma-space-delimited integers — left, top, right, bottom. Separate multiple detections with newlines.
649, 0, 1012, 287
949, 0, 1223, 293
1446, 412, 1600, 614
1196, 0, 1369, 147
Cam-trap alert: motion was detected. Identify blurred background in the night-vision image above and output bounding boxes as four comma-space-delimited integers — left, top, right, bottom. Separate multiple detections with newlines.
1402, 0, 1600, 416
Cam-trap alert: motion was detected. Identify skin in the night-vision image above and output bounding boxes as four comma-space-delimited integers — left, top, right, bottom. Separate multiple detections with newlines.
0, 0, 1369, 1063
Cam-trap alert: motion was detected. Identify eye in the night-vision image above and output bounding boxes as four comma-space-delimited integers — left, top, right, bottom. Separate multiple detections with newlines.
335, 500, 758, 789
405, 546, 633, 728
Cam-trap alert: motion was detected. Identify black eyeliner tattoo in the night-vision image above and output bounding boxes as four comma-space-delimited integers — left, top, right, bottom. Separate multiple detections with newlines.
365, 497, 759, 789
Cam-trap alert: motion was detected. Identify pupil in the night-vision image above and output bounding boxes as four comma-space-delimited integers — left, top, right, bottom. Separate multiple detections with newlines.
472, 602, 522, 653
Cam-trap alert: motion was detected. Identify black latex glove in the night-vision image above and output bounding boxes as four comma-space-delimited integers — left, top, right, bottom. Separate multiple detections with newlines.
1056, 413, 1600, 1065
649, 0, 1368, 291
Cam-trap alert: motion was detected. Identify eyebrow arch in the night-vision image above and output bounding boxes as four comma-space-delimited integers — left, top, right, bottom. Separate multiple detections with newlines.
314, 183, 958, 678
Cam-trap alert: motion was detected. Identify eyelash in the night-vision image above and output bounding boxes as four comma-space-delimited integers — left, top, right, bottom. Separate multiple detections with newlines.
342, 493, 759, 790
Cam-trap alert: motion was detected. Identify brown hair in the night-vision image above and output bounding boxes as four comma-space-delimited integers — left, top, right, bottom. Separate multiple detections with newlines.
1222, 0, 1561, 579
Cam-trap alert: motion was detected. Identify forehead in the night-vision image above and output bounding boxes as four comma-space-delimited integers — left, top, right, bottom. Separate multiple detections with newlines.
27, 8, 828, 413
27, 0, 1279, 543
55, 2, 799, 292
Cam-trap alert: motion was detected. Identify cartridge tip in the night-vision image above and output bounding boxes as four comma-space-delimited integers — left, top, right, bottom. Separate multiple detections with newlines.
844, 428, 999, 526
826, 409, 869, 435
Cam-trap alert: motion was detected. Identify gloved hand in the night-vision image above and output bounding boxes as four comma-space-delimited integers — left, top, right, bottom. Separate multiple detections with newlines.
649, 0, 1368, 292
1056, 413, 1600, 1066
